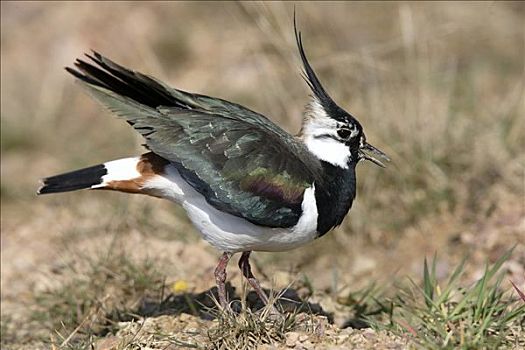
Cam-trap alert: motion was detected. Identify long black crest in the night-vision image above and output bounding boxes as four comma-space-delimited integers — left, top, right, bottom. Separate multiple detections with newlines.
293, 14, 337, 110
294, 14, 360, 125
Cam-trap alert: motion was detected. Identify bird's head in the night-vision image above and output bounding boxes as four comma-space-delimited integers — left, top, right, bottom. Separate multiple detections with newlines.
295, 21, 389, 169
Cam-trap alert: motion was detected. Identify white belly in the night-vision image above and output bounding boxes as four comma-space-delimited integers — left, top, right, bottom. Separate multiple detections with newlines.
142, 165, 319, 253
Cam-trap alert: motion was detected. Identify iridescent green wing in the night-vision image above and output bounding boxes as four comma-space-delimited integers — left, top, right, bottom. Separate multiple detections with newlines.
164, 110, 320, 227
82, 84, 322, 228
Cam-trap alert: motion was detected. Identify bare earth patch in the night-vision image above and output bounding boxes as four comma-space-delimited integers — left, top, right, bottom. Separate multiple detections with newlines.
2, 2, 524, 349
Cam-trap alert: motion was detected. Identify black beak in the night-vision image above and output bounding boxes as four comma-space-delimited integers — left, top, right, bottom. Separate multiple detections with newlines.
360, 142, 390, 168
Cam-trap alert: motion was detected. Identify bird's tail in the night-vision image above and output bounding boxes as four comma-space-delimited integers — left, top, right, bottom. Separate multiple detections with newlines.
37, 154, 168, 195
37, 163, 108, 194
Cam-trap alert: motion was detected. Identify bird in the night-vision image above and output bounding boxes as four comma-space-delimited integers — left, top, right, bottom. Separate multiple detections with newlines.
37, 20, 389, 310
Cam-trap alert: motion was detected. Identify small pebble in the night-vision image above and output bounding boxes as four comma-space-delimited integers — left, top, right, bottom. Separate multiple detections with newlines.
362, 328, 377, 339
286, 331, 300, 347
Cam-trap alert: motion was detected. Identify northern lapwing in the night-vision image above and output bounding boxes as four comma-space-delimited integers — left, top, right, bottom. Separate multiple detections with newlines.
38, 21, 389, 309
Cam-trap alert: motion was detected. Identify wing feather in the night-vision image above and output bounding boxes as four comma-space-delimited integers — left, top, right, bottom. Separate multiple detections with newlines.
69, 58, 323, 228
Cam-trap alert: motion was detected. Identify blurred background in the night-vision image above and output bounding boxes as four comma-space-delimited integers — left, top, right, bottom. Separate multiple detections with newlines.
1, 1, 524, 347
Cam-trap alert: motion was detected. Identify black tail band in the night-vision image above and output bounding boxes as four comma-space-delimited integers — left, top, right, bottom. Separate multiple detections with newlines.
37, 164, 107, 195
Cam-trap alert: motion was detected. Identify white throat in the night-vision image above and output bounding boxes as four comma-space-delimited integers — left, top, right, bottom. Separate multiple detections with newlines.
300, 100, 351, 168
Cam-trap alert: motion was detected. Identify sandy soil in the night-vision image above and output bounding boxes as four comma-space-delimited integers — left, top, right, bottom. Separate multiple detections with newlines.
1, 2, 524, 349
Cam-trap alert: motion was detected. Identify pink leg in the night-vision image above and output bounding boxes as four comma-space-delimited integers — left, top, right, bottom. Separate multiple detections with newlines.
214, 252, 232, 309
238, 251, 270, 305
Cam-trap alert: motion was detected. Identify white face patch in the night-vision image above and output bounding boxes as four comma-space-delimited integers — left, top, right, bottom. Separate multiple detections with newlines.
300, 99, 352, 168
303, 136, 351, 168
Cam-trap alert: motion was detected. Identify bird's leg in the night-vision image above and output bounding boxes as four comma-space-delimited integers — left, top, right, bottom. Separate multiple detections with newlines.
214, 252, 232, 310
238, 251, 270, 305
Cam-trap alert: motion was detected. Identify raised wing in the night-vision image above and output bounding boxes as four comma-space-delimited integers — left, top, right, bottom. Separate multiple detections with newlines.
67, 53, 323, 228
68, 52, 278, 127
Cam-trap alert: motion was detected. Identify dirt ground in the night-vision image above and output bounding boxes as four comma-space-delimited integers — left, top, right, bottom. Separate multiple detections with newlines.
1, 2, 524, 349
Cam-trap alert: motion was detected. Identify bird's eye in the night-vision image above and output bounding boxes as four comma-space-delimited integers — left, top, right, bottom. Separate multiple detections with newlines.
337, 128, 352, 139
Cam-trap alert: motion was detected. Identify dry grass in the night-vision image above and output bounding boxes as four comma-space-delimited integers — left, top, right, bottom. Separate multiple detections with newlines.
1, 2, 524, 349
